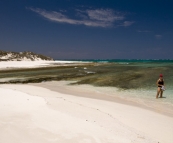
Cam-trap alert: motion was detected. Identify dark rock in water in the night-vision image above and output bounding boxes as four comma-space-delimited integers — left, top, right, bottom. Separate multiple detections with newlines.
0, 50, 54, 61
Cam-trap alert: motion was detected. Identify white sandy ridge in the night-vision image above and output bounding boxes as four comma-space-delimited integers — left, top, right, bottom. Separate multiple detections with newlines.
1, 83, 173, 143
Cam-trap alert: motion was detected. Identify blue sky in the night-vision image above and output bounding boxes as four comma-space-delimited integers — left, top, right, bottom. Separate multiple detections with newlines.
0, 0, 173, 59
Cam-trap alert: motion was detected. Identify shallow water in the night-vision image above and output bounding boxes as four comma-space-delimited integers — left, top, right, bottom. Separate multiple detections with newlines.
0, 60, 173, 109
72, 83, 173, 117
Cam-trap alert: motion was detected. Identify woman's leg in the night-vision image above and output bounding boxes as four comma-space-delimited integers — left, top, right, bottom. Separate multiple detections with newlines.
156, 87, 161, 98
160, 90, 163, 98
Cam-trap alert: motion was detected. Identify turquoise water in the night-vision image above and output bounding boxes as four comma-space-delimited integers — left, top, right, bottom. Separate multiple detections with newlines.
56, 59, 173, 63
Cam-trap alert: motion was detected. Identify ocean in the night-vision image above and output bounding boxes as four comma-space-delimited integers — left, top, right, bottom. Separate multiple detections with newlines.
0, 59, 173, 116
55, 59, 173, 115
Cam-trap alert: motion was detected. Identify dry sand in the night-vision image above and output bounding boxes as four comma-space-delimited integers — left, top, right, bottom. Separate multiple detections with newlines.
1, 81, 173, 143
0, 60, 90, 70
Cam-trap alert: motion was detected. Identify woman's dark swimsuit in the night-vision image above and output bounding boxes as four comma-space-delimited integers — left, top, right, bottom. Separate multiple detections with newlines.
158, 79, 164, 87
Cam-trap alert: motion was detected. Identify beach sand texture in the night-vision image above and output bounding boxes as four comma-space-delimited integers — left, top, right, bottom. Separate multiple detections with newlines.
1, 82, 173, 143
0, 61, 91, 71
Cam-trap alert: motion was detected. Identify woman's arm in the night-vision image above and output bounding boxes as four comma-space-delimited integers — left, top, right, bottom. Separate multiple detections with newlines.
156, 79, 159, 86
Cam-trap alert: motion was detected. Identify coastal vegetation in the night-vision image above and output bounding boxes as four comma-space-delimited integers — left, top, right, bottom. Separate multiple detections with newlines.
0, 50, 53, 61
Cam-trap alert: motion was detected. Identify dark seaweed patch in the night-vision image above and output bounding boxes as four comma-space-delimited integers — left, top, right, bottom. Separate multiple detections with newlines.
0, 62, 173, 90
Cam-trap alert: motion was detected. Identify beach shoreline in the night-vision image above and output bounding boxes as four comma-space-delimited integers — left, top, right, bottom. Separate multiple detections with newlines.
1, 81, 173, 143
0, 61, 173, 142
31, 81, 173, 118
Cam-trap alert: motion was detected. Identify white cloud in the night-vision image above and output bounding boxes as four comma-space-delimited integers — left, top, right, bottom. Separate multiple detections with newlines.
29, 8, 80, 25
86, 9, 125, 21
28, 7, 133, 28
155, 34, 162, 39
122, 21, 134, 27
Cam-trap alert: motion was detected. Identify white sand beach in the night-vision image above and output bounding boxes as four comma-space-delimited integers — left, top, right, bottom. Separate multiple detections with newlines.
1, 81, 173, 143
0, 60, 90, 70
0, 61, 173, 143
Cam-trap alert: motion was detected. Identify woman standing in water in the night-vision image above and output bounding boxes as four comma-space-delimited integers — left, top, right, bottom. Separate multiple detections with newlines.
156, 74, 165, 98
